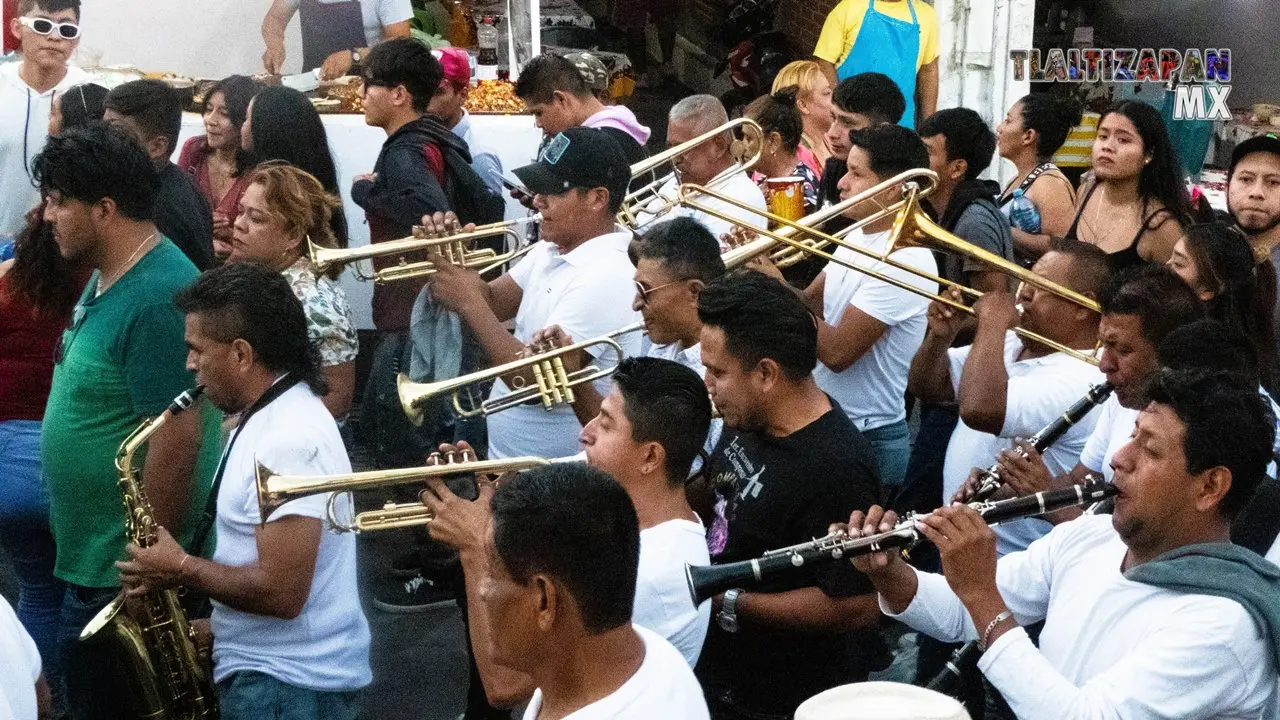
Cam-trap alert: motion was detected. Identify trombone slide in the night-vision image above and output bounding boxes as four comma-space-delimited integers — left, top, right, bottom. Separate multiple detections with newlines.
688, 180, 1102, 366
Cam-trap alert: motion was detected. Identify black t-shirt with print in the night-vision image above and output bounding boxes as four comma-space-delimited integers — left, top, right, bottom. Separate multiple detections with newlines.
695, 400, 882, 716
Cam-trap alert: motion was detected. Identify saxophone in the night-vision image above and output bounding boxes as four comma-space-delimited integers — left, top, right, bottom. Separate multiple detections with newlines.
80, 386, 218, 720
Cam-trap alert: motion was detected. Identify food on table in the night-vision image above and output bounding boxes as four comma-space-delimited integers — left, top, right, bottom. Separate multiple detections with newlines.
465, 79, 526, 114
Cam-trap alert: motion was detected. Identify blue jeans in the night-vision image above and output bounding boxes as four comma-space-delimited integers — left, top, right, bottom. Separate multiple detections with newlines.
862, 419, 911, 491
218, 671, 361, 720
59, 584, 134, 720
0, 420, 66, 707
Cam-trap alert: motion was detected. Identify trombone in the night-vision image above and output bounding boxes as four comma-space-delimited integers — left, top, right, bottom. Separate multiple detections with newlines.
254, 454, 560, 533
617, 117, 765, 227
687, 180, 1103, 365
308, 215, 541, 283
720, 168, 942, 270
397, 322, 647, 425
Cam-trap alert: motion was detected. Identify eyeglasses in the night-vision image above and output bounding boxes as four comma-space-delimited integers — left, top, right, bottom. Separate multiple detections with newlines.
19, 17, 81, 40
634, 278, 687, 305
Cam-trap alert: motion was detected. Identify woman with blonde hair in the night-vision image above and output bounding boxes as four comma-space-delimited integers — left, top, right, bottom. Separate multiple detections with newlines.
771, 60, 835, 171
228, 161, 359, 418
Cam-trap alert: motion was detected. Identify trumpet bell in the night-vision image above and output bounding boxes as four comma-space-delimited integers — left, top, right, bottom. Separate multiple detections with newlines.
396, 323, 644, 424
307, 216, 539, 283
253, 455, 559, 532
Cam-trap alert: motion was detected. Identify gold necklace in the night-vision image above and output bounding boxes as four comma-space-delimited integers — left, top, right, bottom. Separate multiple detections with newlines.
97, 233, 157, 296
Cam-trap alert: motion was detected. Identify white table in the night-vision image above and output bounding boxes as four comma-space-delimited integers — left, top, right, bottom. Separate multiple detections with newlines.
176, 112, 543, 330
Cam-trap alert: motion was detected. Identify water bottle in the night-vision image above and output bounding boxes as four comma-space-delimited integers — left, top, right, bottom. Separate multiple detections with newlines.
477, 16, 499, 81
1006, 188, 1043, 234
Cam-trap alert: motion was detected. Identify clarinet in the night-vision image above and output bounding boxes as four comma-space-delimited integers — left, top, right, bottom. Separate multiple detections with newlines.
971, 382, 1113, 501
685, 481, 1116, 606
923, 383, 1113, 696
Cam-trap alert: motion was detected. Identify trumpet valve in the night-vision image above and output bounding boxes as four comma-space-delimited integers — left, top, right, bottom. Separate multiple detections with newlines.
550, 356, 575, 405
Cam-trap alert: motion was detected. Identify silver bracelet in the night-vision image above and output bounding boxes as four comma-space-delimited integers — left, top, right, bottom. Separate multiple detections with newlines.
979, 609, 1014, 651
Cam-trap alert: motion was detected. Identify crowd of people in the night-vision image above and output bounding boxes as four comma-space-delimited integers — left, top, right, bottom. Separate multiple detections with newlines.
4, 0, 1280, 719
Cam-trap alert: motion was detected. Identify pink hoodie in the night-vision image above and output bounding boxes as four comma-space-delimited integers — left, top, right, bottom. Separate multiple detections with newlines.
582, 105, 652, 145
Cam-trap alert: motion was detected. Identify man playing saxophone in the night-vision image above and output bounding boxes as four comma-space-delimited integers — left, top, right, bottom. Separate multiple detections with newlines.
117, 263, 371, 719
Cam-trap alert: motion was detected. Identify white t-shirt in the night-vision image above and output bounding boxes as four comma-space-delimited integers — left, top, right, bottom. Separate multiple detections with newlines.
642, 338, 722, 468
942, 332, 1105, 555
812, 229, 935, 431
282, 0, 414, 49
0, 595, 40, 720
634, 519, 710, 666
889, 515, 1277, 719
635, 172, 767, 248
522, 625, 710, 720
1078, 395, 1138, 481
486, 231, 642, 459
1082, 388, 1280, 481
210, 382, 372, 691
0, 62, 90, 237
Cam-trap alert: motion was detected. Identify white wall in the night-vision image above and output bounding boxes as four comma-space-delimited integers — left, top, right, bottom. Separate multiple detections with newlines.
74, 0, 306, 78
935, 0, 1036, 184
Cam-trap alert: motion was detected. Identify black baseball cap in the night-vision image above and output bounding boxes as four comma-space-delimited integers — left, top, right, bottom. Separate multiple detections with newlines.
1229, 134, 1280, 176
513, 127, 630, 207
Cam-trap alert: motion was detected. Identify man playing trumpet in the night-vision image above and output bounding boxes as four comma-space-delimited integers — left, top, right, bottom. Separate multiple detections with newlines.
422, 127, 641, 461
418, 356, 715, 706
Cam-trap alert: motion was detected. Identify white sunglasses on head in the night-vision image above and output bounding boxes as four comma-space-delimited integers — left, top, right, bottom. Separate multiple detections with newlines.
19, 16, 81, 40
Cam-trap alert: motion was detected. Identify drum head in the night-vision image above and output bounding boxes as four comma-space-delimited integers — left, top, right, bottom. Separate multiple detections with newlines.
794, 681, 971, 720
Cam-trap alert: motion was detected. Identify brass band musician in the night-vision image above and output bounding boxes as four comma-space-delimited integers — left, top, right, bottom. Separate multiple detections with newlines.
118, 263, 371, 718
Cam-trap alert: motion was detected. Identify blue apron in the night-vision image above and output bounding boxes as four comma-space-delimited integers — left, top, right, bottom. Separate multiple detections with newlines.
835, 0, 922, 128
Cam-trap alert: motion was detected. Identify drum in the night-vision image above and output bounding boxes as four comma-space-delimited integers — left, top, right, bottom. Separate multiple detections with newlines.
764, 176, 806, 225
793, 681, 971, 720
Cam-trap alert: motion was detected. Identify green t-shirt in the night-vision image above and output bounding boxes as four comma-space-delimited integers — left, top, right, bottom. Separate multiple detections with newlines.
42, 240, 223, 588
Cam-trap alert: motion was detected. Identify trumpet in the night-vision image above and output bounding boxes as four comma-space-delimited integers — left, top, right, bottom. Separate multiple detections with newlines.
397, 322, 646, 425
617, 117, 765, 227
254, 454, 561, 533
308, 215, 541, 283
685, 481, 1117, 605
687, 179, 1103, 365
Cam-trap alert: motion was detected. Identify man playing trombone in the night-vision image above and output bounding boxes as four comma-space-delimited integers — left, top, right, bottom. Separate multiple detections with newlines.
908, 238, 1110, 556
116, 263, 370, 718
755, 123, 938, 492
421, 127, 642, 460
629, 95, 767, 246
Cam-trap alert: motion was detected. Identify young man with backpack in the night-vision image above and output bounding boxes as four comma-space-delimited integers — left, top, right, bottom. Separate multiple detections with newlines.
353, 38, 504, 488
353, 37, 506, 617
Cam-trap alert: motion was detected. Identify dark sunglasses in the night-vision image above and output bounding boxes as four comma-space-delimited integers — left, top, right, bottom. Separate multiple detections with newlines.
19, 17, 80, 40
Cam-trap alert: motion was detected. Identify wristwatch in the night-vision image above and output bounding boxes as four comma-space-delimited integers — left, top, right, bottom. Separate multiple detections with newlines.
350, 49, 363, 69
717, 588, 742, 633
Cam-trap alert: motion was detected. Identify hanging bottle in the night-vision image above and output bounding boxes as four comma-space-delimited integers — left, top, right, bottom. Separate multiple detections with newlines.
477, 16, 500, 81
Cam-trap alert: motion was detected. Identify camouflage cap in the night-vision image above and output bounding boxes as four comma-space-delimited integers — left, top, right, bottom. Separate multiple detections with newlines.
563, 51, 610, 92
